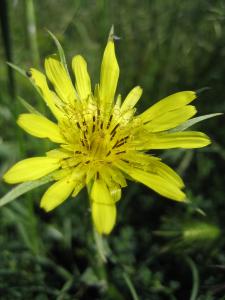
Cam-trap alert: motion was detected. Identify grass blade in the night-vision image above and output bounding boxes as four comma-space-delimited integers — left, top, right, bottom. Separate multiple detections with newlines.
0, 175, 54, 208
18, 96, 42, 115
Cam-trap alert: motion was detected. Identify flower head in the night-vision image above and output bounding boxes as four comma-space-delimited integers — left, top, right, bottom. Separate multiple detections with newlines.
3, 34, 210, 234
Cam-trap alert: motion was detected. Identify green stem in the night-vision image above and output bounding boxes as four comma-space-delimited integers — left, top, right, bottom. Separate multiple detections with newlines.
186, 256, 199, 300
25, 0, 40, 66
92, 229, 108, 290
93, 229, 107, 263
122, 271, 140, 300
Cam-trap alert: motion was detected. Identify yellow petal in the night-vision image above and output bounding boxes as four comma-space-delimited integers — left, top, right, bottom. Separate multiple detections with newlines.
109, 185, 121, 202
17, 114, 65, 143
91, 179, 116, 234
116, 161, 185, 201
140, 91, 196, 123
45, 55, 77, 104
146, 131, 211, 149
3, 157, 60, 184
92, 202, 116, 235
104, 166, 127, 188
30, 68, 63, 120
144, 105, 197, 132
40, 176, 76, 212
99, 41, 119, 109
100, 169, 122, 202
121, 151, 183, 188
91, 179, 114, 205
46, 149, 71, 159
153, 161, 184, 188
121, 86, 143, 113
72, 55, 91, 100
72, 181, 84, 197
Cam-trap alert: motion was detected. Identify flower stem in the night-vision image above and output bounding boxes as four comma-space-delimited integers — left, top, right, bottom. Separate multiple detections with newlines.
186, 256, 199, 300
93, 229, 108, 263
122, 271, 140, 300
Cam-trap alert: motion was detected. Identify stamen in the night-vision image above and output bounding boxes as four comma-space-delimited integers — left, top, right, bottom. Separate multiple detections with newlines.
107, 115, 113, 129
116, 150, 126, 155
106, 150, 111, 156
83, 131, 87, 139
110, 131, 117, 141
76, 122, 81, 129
110, 123, 119, 136
74, 162, 81, 167
92, 115, 96, 132
122, 159, 130, 163
114, 141, 125, 148
112, 136, 129, 149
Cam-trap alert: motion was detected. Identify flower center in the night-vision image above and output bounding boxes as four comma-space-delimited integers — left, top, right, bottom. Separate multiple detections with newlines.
60, 104, 132, 170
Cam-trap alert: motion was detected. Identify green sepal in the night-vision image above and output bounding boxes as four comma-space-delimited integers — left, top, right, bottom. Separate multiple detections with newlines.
169, 113, 223, 133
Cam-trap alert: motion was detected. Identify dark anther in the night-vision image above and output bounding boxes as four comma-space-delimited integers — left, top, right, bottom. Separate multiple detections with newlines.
85, 160, 90, 164
116, 150, 126, 155
92, 124, 95, 133
114, 141, 125, 148
110, 131, 117, 140
100, 121, 103, 129
106, 150, 111, 156
96, 172, 100, 179
76, 122, 81, 129
110, 123, 119, 135
93, 115, 96, 122
122, 159, 129, 163
75, 151, 81, 154
107, 115, 113, 129
113, 136, 129, 148
74, 162, 81, 167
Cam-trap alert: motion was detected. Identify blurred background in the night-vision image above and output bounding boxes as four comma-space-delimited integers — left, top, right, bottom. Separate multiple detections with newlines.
0, 1, 225, 299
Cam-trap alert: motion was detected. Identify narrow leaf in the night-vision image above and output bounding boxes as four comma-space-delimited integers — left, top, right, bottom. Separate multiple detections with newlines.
18, 96, 42, 115
7, 62, 27, 77
46, 29, 69, 76
169, 113, 223, 133
0, 175, 54, 208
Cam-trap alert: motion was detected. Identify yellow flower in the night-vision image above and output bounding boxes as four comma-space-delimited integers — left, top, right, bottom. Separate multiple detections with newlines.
3, 37, 210, 235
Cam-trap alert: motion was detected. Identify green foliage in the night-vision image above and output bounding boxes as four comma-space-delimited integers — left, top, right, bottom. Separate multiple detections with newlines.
0, 0, 225, 299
